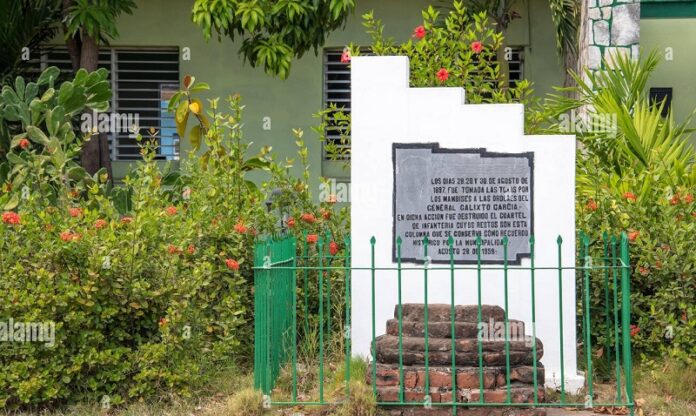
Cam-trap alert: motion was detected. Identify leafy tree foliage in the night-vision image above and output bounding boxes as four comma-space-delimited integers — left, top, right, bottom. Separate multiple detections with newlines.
192, 0, 355, 79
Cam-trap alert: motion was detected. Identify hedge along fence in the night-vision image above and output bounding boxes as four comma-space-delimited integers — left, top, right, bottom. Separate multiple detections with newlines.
253, 232, 635, 414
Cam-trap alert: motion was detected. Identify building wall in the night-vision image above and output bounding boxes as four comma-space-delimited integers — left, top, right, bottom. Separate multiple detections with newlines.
96, 0, 563, 183
641, 17, 696, 129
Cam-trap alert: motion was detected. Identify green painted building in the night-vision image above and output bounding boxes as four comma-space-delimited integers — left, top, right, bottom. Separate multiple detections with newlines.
641, 0, 696, 126
35, 1, 695, 188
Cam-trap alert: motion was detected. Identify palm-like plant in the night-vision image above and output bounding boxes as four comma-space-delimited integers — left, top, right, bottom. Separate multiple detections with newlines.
0, 0, 61, 84
533, 50, 695, 199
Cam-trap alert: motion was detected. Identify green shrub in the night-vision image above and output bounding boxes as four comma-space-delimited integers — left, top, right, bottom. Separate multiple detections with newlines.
0, 73, 346, 409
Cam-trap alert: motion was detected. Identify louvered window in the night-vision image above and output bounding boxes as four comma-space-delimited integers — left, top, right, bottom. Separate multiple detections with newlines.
506, 46, 524, 87
323, 48, 354, 161
31, 47, 180, 161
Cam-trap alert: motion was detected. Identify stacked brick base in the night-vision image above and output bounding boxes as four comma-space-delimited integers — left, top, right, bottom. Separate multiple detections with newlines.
368, 304, 546, 416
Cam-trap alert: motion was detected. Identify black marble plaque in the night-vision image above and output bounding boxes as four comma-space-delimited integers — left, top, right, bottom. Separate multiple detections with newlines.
393, 143, 534, 264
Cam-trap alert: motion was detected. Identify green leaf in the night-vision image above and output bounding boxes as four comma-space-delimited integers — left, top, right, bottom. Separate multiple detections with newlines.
189, 125, 202, 151
37, 66, 60, 86
26, 126, 50, 146
3, 194, 19, 211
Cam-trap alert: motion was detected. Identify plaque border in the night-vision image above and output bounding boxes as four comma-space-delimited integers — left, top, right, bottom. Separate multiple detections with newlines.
391, 142, 535, 265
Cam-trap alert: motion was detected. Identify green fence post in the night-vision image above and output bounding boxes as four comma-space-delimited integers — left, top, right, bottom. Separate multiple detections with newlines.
582, 233, 594, 406
344, 236, 351, 398
476, 235, 484, 404
448, 236, 457, 414
423, 236, 430, 401
291, 238, 298, 402
503, 236, 511, 404
318, 237, 325, 403
370, 236, 377, 398
602, 232, 612, 373
529, 236, 539, 404
557, 235, 565, 403
611, 236, 622, 401
303, 231, 309, 337
325, 231, 332, 341
397, 236, 405, 404
620, 233, 634, 409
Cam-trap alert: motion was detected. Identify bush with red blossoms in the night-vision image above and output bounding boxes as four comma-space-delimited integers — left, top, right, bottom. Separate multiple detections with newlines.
0, 77, 347, 408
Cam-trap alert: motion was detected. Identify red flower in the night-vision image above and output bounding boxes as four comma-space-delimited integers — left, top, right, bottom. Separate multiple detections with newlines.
685, 194, 694, 204
68, 207, 83, 218
329, 241, 339, 256
340, 48, 351, 63
121, 216, 133, 224
437, 68, 449, 83
670, 194, 680, 205
286, 217, 295, 228
413, 25, 426, 39
301, 213, 316, 223
2, 211, 20, 225
623, 192, 637, 202
234, 221, 248, 234
60, 231, 80, 242
638, 266, 649, 276
187, 244, 196, 255
321, 209, 331, 220
159, 317, 168, 327
327, 194, 338, 204
471, 41, 483, 54
18, 138, 30, 150
165, 206, 178, 216
93, 219, 108, 229
628, 230, 639, 242
306, 234, 318, 244
225, 258, 239, 271
586, 199, 598, 211
167, 244, 179, 255
630, 324, 640, 337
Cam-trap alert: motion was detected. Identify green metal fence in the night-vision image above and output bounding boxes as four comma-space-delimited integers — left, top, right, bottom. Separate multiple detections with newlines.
253, 232, 634, 414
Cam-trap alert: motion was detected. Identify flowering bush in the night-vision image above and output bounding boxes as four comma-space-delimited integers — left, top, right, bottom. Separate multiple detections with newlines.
578, 160, 696, 365
0, 73, 346, 408
362, 1, 532, 103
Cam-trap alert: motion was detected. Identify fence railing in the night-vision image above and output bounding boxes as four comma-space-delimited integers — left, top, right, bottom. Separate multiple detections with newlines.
253, 232, 634, 414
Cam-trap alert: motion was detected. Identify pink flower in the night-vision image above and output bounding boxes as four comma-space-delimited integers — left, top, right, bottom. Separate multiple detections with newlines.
121, 216, 133, 224
301, 213, 316, 224
187, 244, 196, 255
327, 194, 338, 204
286, 217, 295, 228
340, 48, 351, 63
471, 41, 483, 54
167, 244, 179, 255
306, 234, 318, 244
165, 206, 178, 216
2, 211, 21, 225
60, 231, 80, 242
413, 25, 426, 39
329, 241, 339, 256
630, 324, 640, 337
437, 68, 449, 83
93, 219, 108, 229
234, 221, 248, 234
225, 258, 239, 271
68, 207, 83, 218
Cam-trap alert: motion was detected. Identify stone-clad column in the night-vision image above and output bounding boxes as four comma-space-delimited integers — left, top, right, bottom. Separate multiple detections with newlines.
587, 0, 640, 71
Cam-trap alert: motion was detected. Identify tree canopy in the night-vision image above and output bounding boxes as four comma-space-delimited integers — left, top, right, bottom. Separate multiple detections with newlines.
192, 0, 355, 79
